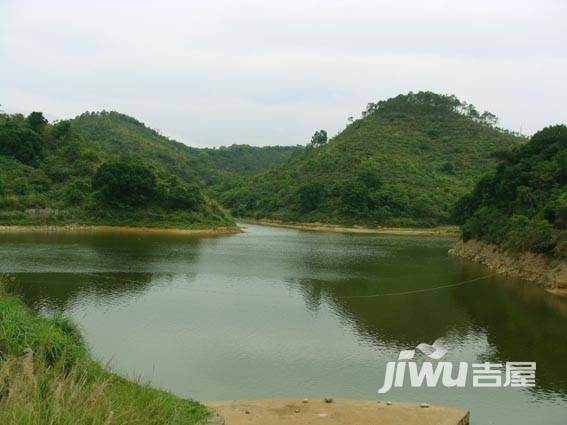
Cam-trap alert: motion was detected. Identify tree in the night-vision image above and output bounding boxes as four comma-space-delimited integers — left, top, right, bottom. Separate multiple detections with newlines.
455, 124, 566, 256
297, 182, 324, 212
310, 130, 328, 147
466, 104, 480, 120
0, 127, 44, 165
26, 112, 48, 133
340, 179, 370, 217
480, 111, 498, 127
357, 166, 382, 190
66, 179, 91, 206
92, 161, 159, 207
50, 121, 71, 139
162, 177, 203, 211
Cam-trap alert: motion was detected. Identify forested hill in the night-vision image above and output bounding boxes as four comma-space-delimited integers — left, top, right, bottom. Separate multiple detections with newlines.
220, 92, 525, 227
0, 111, 234, 228
454, 125, 566, 257
70, 111, 300, 187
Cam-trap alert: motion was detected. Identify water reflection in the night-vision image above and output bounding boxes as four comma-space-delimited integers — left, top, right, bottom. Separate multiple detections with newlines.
11, 272, 157, 312
451, 274, 567, 396
289, 239, 479, 348
1, 225, 566, 424
0, 231, 211, 273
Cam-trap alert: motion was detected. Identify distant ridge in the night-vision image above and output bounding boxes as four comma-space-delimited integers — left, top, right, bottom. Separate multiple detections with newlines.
219, 91, 525, 227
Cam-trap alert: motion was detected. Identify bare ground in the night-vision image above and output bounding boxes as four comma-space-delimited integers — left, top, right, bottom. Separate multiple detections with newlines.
207, 399, 469, 425
245, 219, 459, 236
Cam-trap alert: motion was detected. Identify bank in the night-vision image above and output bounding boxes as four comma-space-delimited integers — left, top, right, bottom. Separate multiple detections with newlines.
449, 239, 567, 293
0, 224, 241, 236
243, 219, 459, 236
0, 279, 213, 425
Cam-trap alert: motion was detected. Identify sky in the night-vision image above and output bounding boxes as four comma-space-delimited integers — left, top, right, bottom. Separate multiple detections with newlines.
1, 0, 566, 147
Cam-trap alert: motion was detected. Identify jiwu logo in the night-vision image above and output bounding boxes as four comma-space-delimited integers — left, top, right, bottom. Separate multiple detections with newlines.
378, 339, 535, 394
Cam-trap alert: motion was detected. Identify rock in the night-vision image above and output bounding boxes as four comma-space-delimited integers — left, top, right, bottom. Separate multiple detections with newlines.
244, 410, 250, 414
449, 239, 567, 289
302, 398, 309, 403
420, 403, 430, 408
204, 414, 225, 425
386, 401, 392, 406
324, 397, 334, 403
294, 409, 300, 413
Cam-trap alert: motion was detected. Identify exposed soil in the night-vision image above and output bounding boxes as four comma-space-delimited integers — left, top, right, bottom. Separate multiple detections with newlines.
245, 219, 459, 236
449, 239, 567, 291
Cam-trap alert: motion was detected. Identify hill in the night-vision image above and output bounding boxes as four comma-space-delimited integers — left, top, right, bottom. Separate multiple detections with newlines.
0, 111, 234, 229
453, 125, 566, 257
70, 111, 300, 189
220, 92, 525, 227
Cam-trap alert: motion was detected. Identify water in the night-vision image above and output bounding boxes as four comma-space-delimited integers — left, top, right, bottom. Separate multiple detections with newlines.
1, 224, 566, 424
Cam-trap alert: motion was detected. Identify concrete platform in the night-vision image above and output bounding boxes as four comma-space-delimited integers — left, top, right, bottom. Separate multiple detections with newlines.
207, 399, 470, 425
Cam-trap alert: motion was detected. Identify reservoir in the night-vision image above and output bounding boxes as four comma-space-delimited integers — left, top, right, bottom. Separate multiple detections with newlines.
1, 224, 565, 424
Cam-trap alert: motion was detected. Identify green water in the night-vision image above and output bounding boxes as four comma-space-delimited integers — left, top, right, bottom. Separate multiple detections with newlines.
1, 224, 565, 424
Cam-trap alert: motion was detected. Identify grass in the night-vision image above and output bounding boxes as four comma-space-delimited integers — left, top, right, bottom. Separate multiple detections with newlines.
0, 278, 211, 425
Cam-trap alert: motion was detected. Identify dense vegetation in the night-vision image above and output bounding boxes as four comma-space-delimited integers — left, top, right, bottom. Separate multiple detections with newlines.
0, 94, 530, 230
453, 125, 566, 257
220, 92, 524, 227
0, 111, 234, 228
70, 111, 300, 189
0, 279, 210, 424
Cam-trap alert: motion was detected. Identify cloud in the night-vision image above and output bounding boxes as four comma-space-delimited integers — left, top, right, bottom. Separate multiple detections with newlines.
1, 0, 566, 146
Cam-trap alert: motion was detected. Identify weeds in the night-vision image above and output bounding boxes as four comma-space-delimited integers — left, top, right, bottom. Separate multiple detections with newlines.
0, 278, 210, 425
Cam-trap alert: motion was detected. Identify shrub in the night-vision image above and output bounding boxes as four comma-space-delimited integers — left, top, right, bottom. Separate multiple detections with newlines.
505, 216, 557, 254
297, 182, 325, 212
163, 180, 203, 211
461, 206, 510, 244
0, 127, 44, 165
66, 179, 91, 206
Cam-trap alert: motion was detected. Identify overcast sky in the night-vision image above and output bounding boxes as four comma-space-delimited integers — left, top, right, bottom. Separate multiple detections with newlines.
1, 0, 566, 147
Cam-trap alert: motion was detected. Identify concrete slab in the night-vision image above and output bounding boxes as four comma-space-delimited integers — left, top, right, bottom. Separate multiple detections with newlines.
207, 399, 469, 425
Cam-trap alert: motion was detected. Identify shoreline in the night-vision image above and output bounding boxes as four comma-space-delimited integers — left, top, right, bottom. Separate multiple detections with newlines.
244, 218, 459, 237
0, 280, 212, 424
449, 239, 567, 293
0, 224, 242, 236
0, 281, 471, 425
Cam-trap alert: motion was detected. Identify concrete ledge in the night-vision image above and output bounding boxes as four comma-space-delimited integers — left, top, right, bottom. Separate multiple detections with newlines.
206, 399, 469, 425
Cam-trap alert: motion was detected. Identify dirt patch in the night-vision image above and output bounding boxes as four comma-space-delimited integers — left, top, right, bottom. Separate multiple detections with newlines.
207, 399, 469, 425
449, 239, 567, 290
246, 219, 459, 237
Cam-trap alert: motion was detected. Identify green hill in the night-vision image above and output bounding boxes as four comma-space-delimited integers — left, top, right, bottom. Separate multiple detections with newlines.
0, 111, 234, 229
453, 125, 566, 257
220, 92, 525, 227
70, 111, 300, 188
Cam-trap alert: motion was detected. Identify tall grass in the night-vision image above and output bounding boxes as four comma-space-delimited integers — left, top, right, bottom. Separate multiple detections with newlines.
0, 278, 211, 425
